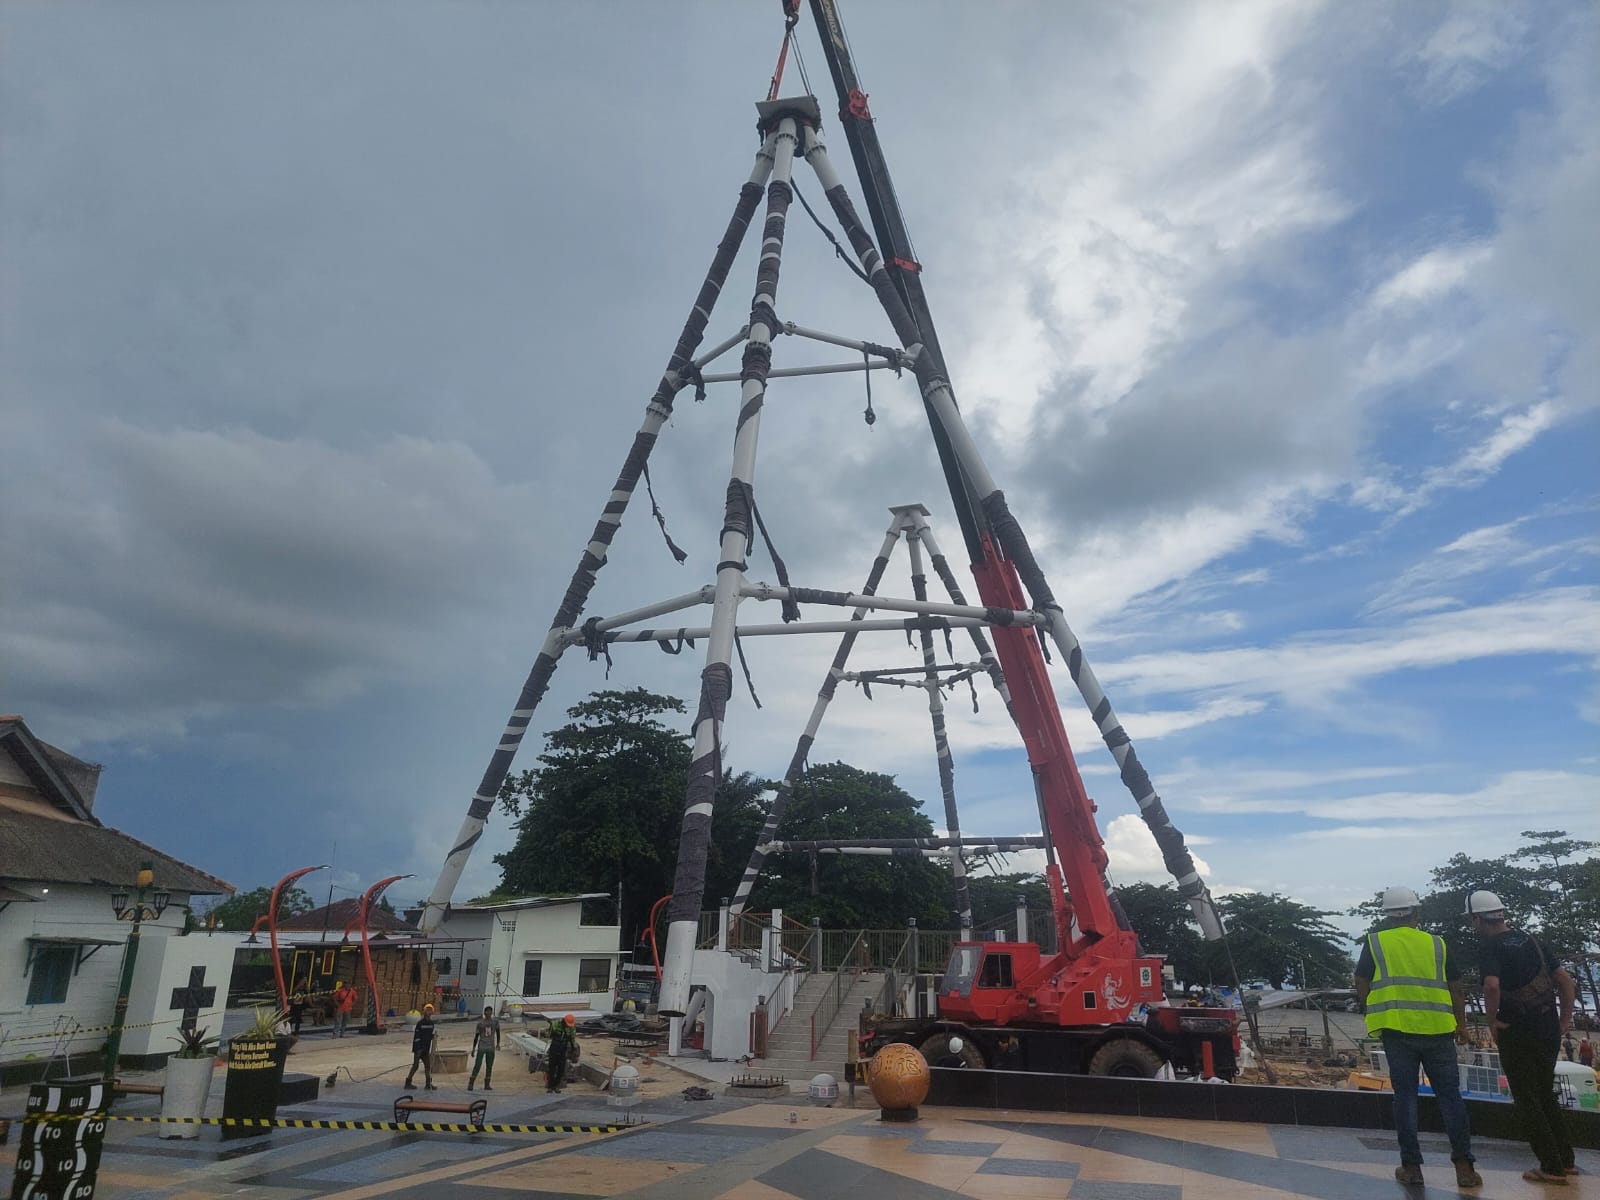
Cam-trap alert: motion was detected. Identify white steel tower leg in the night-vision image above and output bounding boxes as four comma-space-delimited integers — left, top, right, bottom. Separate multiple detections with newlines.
660, 114, 802, 1016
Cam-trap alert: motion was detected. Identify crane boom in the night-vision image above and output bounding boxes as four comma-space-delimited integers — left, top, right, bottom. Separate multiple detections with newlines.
803, 0, 1223, 946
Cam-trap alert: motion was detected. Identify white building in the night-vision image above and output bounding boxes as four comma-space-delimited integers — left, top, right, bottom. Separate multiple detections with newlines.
0, 716, 236, 1081
420, 895, 621, 1014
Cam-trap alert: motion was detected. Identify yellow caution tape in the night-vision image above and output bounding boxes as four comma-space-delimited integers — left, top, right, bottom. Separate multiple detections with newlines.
9, 1113, 625, 1135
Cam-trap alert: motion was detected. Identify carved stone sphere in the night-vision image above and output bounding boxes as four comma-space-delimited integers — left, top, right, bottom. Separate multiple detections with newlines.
867, 1042, 931, 1110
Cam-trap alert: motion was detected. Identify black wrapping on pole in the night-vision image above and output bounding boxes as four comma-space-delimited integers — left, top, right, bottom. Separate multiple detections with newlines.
666, 662, 733, 927
750, 497, 802, 622
980, 488, 1206, 895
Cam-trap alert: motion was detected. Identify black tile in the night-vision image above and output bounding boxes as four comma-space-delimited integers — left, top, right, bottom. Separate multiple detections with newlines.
1135, 1079, 1216, 1121
1212, 1082, 1298, 1126
1294, 1087, 1387, 1131
926, 1066, 995, 1108
1065, 1074, 1141, 1116
1066, 1183, 1182, 1200
991, 1067, 1065, 1113
761, 1147, 974, 1199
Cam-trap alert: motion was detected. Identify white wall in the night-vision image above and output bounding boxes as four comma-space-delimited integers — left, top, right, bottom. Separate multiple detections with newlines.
0, 882, 202, 1068
118, 929, 239, 1058
434, 903, 621, 1011
686, 948, 802, 1060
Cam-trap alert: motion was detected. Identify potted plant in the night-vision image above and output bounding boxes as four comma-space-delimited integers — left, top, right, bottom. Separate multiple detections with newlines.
160, 1026, 219, 1139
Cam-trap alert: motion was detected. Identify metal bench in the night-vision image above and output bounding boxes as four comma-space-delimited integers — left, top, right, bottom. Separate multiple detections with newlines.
393, 1094, 486, 1129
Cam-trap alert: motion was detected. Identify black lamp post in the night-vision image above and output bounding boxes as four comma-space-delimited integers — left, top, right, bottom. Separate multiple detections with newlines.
104, 861, 171, 1081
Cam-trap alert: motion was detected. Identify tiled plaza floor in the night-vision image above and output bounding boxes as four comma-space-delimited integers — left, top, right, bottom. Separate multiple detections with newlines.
7, 1084, 1597, 1199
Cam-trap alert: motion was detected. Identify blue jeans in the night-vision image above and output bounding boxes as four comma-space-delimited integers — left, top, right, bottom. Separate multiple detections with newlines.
1382, 1030, 1474, 1166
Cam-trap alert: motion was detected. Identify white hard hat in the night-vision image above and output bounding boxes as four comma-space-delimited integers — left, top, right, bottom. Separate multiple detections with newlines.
1463, 890, 1504, 917
1381, 886, 1421, 912
947, 1037, 964, 1055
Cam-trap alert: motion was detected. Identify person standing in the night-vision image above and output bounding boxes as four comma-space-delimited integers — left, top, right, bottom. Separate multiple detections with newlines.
1354, 886, 1481, 1190
545, 1013, 578, 1093
1465, 891, 1579, 1185
288, 991, 307, 1037
468, 1006, 500, 1091
332, 981, 355, 1038
405, 1003, 438, 1091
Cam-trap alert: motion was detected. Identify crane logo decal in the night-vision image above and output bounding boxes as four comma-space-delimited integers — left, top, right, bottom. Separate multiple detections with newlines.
1101, 974, 1129, 1012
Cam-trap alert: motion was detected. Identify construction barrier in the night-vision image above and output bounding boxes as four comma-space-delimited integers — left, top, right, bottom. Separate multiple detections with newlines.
9, 1113, 626, 1135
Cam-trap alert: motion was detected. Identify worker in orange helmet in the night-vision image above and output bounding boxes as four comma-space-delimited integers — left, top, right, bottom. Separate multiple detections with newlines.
545, 1012, 578, 1093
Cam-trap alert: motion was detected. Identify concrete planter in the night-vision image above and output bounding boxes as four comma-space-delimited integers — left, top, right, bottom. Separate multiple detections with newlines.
160, 1056, 216, 1139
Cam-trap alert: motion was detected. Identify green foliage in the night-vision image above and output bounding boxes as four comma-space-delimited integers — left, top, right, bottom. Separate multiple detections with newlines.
746, 761, 954, 928
1205, 892, 1352, 988
967, 872, 1053, 930
492, 689, 767, 942
235, 1007, 288, 1043
1345, 830, 1600, 1006
204, 885, 315, 933
1113, 882, 1206, 985
168, 1026, 218, 1060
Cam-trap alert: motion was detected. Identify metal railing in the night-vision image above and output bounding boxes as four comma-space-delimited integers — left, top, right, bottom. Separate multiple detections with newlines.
809, 930, 867, 1059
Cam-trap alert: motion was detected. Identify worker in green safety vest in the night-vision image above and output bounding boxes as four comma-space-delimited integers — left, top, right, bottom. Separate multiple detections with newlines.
1354, 886, 1481, 1191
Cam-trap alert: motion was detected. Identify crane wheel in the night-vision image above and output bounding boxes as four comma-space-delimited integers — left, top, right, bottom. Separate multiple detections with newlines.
1086, 1038, 1165, 1078
918, 1031, 986, 1070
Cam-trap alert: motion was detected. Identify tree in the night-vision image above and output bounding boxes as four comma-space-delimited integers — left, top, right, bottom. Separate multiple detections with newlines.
493, 688, 767, 944
205, 884, 314, 932
966, 872, 1052, 933
1512, 830, 1600, 1009
1113, 882, 1206, 986
1202, 893, 1352, 989
746, 761, 953, 929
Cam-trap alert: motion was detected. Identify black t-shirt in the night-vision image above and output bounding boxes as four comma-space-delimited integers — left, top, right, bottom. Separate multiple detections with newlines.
412, 1017, 436, 1055
1480, 929, 1563, 1040
1353, 928, 1462, 983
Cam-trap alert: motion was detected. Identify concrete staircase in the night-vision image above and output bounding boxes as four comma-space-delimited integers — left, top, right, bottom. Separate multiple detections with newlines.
756, 971, 883, 1080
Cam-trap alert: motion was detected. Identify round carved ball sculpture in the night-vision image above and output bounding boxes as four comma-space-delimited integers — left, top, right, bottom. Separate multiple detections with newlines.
866, 1042, 931, 1113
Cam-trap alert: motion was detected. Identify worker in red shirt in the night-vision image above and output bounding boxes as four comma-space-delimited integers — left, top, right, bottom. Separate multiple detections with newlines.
332, 981, 355, 1038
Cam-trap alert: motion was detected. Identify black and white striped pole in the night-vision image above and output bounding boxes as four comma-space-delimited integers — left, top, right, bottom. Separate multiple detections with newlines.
729, 518, 902, 917
901, 505, 972, 940
416, 133, 779, 934
800, 122, 1223, 940
660, 104, 806, 1017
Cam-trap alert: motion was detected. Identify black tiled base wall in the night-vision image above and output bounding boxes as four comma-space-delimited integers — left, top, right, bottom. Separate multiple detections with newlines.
923, 1068, 1600, 1150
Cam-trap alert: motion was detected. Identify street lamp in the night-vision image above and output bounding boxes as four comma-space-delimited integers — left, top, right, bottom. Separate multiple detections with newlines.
104, 862, 170, 1082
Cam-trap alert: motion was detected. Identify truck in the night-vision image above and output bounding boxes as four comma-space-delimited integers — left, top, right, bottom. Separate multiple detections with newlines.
801, 0, 1240, 1080
861, 944, 1240, 1079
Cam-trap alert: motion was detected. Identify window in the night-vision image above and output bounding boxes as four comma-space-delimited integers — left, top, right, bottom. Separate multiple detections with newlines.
27, 946, 75, 1005
977, 953, 1013, 989
522, 960, 542, 997
433, 956, 453, 976
465, 958, 479, 977
321, 949, 336, 975
578, 958, 611, 993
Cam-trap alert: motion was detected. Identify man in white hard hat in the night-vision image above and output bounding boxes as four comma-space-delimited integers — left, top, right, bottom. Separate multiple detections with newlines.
1464, 891, 1578, 1184
1354, 886, 1480, 1189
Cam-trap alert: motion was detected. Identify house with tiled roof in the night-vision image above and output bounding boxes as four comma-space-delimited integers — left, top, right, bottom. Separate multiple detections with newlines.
0, 716, 237, 1081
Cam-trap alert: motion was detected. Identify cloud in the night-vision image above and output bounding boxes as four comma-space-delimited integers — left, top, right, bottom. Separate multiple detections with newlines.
1370, 242, 1492, 310
1406, 0, 1530, 103
1101, 587, 1600, 710
0, 424, 548, 741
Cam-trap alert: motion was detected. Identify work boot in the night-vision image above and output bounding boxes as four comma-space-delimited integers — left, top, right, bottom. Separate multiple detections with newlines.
483, 1083, 493, 1090
1394, 1164, 1424, 1186
1454, 1159, 1482, 1189
424, 1082, 438, 1091
404, 1078, 414, 1089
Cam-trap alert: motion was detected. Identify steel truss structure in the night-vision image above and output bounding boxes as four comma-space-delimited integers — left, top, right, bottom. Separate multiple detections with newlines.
419, 44, 1222, 1026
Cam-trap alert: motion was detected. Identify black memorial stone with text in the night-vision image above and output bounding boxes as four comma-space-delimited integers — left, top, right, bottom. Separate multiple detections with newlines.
220, 1037, 290, 1141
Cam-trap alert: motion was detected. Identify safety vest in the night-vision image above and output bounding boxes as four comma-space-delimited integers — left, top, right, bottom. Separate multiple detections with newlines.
1364, 926, 1456, 1036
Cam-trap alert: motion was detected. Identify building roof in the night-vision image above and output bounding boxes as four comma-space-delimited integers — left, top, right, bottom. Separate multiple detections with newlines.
277, 898, 419, 935
0, 804, 233, 895
448, 893, 611, 914
0, 717, 98, 820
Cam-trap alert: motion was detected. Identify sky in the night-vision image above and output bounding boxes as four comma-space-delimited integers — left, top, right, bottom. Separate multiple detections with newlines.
3, 1, 1596, 940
